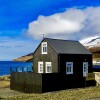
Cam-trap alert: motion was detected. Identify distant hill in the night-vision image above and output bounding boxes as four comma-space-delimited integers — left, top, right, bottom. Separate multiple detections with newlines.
80, 36, 100, 60
13, 53, 33, 62
88, 47, 100, 59
80, 35, 100, 48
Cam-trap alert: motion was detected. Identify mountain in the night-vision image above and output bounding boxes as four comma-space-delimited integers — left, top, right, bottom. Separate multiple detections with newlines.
80, 36, 100, 48
13, 53, 33, 62
80, 35, 100, 59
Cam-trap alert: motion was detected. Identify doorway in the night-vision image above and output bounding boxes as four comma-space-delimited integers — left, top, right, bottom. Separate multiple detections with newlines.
83, 62, 88, 77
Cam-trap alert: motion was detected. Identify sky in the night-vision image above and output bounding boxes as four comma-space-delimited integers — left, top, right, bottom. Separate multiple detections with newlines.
0, 0, 100, 61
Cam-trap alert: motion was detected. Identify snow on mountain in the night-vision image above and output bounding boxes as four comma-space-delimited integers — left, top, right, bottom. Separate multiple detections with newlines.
80, 35, 100, 48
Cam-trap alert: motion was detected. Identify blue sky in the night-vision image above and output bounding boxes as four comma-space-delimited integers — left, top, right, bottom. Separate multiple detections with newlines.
0, 0, 100, 60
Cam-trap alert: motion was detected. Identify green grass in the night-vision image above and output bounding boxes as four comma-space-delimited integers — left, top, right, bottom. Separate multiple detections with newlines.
0, 86, 100, 100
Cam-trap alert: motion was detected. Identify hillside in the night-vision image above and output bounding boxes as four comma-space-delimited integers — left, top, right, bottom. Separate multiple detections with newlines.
80, 36, 100, 48
13, 53, 33, 62
80, 35, 100, 60
88, 47, 100, 59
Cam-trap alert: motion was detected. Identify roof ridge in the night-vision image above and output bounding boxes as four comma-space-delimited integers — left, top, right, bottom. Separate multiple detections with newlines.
45, 38, 78, 42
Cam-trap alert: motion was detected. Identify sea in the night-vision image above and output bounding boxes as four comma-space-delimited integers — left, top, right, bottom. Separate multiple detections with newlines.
0, 61, 33, 76
0, 61, 100, 76
93, 65, 100, 69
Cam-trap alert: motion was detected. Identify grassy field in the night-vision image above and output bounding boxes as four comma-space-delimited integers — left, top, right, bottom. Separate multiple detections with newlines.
0, 86, 100, 100
0, 76, 100, 100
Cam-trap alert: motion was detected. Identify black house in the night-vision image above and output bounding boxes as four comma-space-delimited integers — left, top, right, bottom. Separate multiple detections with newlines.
10, 38, 95, 93
33, 38, 95, 92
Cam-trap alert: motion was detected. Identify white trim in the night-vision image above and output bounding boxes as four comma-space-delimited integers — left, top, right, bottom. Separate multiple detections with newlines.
83, 62, 88, 77
38, 62, 43, 73
41, 42, 47, 54
66, 62, 73, 74
45, 62, 52, 73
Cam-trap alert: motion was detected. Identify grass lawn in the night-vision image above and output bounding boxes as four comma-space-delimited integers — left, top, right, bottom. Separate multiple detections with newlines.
0, 81, 10, 89
0, 85, 100, 100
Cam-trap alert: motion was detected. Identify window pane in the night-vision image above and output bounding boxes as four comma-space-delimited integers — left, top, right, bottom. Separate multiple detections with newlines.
43, 44, 45, 46
46, 62, 52, 73
43, 47, 45, 52
40, 64, 42, 66
67, 66, 69, 72
69, 66, 71, 72
38, 62, 43, 73
45, 47, 47, 52
67, 66, 71, 72
42, 42, 47, 54
40, 66, 43, 72
47, 66, 51, 72
47, 66, 50, 72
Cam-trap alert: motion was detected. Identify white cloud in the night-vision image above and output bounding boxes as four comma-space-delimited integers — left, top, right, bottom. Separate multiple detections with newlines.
27, 7, 100, 40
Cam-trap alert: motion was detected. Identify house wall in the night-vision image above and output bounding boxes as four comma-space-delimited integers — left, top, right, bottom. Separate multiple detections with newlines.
42, 73, 95, 93
59, 54, 93, 77
42, 73, 86, 93
10, 72, 96, 93
93, 68, 100, 72
33, 40, 58, 73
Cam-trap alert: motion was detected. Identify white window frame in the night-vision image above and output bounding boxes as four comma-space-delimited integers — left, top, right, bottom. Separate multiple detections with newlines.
38, 62, 43, 73
45, 62, 52, 73
66, 62, 73, 74
41, 42, 47, 54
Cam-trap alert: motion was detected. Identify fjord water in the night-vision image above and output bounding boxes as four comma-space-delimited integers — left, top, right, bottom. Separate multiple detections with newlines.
0, 61, 33, 76
93, 65, 100, 68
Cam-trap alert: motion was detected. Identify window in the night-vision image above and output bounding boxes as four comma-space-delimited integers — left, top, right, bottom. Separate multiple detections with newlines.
38, 62, 43, 73
45, 62, 52, 73
66, 62, 73, 74
41, 42, 47, 54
